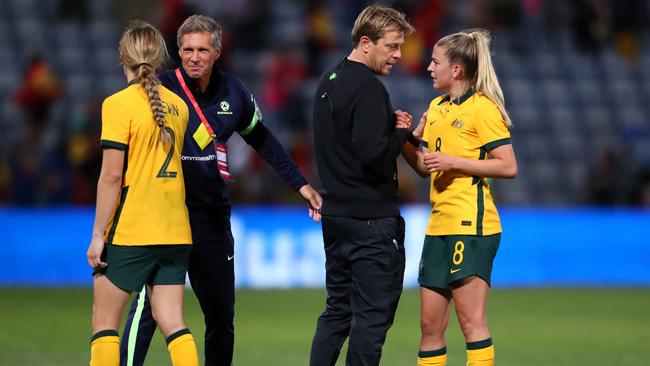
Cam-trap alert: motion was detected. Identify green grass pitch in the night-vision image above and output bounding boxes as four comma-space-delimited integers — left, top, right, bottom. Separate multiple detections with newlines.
0, 288, 648, 365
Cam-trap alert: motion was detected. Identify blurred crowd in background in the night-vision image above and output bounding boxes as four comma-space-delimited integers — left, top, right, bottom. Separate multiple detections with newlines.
1, 0, 649, 206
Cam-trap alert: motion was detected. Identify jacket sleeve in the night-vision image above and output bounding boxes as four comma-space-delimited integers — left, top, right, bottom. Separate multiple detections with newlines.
240, 122, 308, 190
350, 79, 410, 168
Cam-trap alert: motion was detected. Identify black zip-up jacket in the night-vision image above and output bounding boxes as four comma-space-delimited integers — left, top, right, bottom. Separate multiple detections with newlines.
313, 58, 410, 218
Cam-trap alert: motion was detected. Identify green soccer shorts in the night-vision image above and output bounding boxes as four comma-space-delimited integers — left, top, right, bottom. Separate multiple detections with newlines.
418, 233, 500, 289
95, 244, 191, 292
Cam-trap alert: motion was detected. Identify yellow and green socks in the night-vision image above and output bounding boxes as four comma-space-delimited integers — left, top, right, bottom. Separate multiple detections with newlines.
466, 338, 494, 366
90, 328, 199, 366
166, 328, 199, 366
90, 330, 120, 366
417, 347, 447, 365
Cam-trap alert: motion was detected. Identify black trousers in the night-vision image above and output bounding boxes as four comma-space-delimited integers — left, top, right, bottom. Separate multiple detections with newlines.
120, 210, 235, 366
310, 215, 405, 366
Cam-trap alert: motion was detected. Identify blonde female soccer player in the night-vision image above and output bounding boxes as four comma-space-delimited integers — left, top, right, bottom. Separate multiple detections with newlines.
401, 29, 517, 366
85, 21, 198, 366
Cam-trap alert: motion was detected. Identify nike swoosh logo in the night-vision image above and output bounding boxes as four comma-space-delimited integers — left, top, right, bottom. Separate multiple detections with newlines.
450, 268, 462, 274
227, 255, 234, 261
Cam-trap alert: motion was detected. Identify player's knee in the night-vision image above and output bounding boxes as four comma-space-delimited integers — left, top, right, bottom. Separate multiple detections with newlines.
420, 315, 446, 337
152, 310, 185, 336
456, 314, 487, 339
92, 317, 122, 333
91, 305, 122, 332
157, 319, 187, 338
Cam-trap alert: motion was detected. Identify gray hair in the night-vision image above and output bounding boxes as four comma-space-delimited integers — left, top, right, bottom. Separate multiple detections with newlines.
177, 15, 222, 50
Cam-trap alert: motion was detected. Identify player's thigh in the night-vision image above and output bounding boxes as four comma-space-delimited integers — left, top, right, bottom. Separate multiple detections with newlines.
420, 285, 451, 331
149, 245, 191, 336
92, 274, 131, 332
452, 276, 490, 315
149, 284, 187, 337
451, 276, 491, 340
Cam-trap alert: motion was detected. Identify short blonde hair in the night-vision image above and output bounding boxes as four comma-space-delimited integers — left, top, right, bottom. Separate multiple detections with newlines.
351, 5, 414, 46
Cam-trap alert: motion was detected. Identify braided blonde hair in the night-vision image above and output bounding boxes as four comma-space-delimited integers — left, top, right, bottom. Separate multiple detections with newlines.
436, 29, 511, 127
118, 21, 172, 142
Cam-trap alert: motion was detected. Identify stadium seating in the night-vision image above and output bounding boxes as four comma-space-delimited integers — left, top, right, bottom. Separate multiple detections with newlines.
0, 0, 648, 206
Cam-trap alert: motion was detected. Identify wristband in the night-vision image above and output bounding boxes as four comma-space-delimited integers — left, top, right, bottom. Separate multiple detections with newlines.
407, 132, 421, 147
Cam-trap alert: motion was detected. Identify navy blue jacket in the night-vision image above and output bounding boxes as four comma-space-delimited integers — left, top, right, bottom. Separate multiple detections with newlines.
159, 66, 307, 214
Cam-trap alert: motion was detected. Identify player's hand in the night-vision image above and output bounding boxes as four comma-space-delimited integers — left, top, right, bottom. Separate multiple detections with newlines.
87, 235, 107, 269
394, 110, 413, 130
298, 184, 322, 223
412, 111, 427, 140
423, 151, 456, 173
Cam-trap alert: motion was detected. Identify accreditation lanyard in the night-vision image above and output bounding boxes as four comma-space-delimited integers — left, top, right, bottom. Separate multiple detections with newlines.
175, 68, 232, 182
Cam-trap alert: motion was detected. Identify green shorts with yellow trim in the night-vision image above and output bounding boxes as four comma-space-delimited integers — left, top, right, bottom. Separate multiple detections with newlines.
418, 234, 500, 289
94, 244, 191, 292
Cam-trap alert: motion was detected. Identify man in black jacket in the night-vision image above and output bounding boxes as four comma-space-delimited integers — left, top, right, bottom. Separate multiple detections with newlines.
310, 5, 415, 366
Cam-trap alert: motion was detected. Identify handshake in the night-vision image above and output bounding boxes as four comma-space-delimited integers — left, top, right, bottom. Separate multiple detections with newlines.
395, 110, 427, 142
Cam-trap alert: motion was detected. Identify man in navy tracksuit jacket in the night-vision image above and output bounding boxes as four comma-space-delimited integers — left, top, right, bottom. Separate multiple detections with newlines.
119, 15, 321, 366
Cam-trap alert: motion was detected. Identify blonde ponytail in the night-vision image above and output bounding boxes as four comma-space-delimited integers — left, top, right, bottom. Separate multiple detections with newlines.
436, 29, 512, 127
468, 30, 511, 127
136, 63, 171, 144
118, 21, 172, 143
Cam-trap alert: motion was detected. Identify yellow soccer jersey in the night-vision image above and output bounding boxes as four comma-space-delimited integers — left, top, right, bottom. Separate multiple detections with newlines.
100, 83, 191, 246
423, 89, 511, 236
